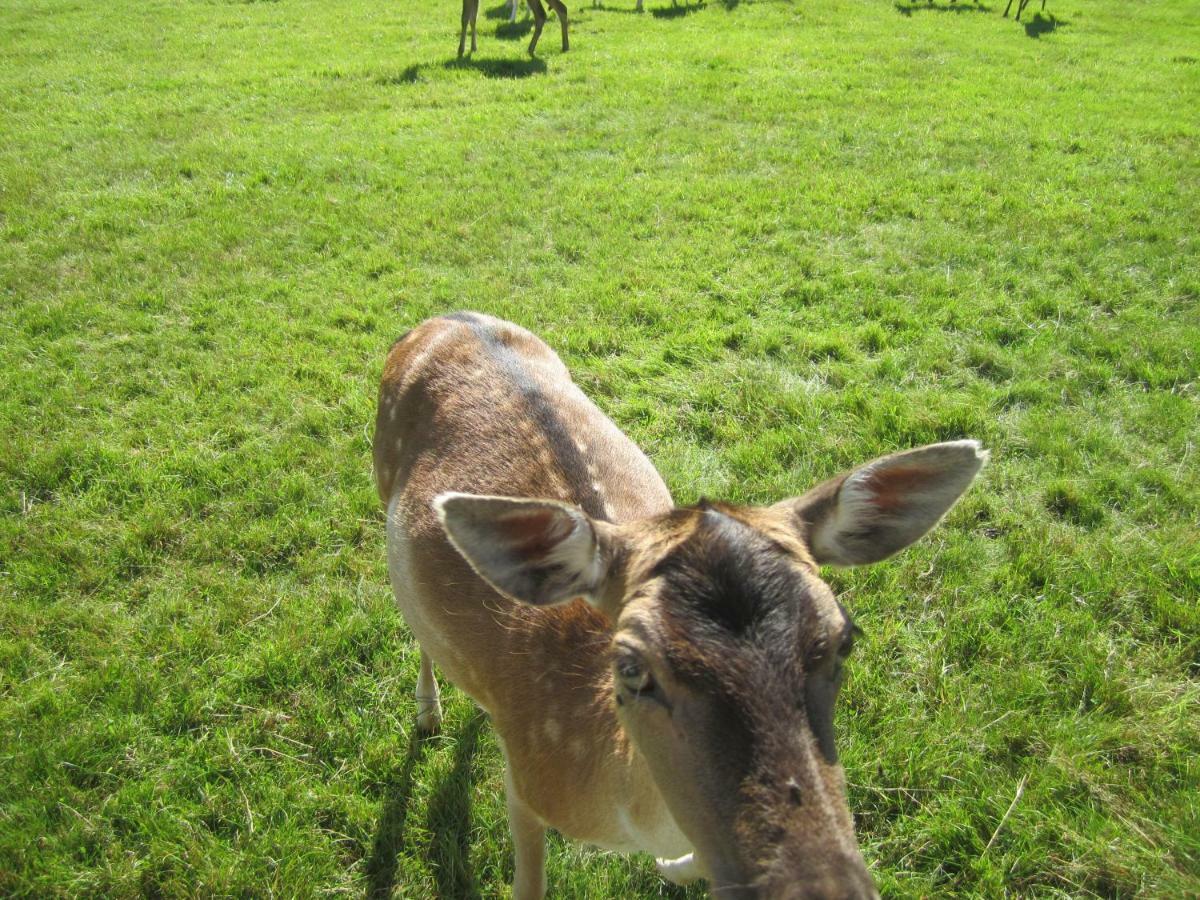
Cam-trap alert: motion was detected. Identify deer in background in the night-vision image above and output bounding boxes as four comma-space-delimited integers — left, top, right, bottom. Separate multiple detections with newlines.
459, 0, 567, 58
374, 312, 987, 898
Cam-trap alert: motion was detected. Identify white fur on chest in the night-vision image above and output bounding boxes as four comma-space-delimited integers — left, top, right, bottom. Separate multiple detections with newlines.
590, 800, 691, 859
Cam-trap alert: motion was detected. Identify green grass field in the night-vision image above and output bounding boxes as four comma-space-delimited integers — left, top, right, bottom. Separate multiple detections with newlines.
2, 0, 1198, 895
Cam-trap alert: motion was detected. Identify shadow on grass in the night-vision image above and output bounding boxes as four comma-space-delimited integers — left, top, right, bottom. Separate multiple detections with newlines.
445, 56, 547, 77
495, 18, 534, 38
651, 1, 705, 18
590, 1, 644, 13
375, 65, 423, 85
485, 0, 514, 17
364, 729, 433, 899
377, 56, 547, 84
895, 0, 991, 14
426, 713, 486, 900
1024, 11, 1067, 36
365, 713, 487, 899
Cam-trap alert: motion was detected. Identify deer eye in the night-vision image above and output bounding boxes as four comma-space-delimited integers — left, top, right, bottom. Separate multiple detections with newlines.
615, 653, 653, 695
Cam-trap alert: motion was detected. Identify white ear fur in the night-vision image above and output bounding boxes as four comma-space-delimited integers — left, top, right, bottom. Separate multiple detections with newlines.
433, 492, 603, 606
800, 440, 989, 566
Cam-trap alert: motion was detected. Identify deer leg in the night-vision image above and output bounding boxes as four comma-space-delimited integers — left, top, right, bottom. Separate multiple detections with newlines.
545, 0, 568, 51
458, 0, 472, 57
1002, 0, 1012, 15
506, 767, 547, 900
415, 649, 442, 733
636, 0, 644, 9
470, 0, 479, 54
527, 0, 548, 56
510, 0, 519, 22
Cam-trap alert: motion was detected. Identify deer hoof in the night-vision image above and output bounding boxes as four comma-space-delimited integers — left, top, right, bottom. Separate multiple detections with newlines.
416, 700, 442, 734
656, 853, 702, 885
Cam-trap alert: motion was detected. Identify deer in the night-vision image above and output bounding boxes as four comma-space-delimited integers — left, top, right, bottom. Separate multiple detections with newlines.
373, 312, 987, 898
459, 0, 567, 59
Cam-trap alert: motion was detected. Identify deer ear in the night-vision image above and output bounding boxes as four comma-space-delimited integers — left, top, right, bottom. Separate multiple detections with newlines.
434, 493, 606, 606
779, 441, 989, 567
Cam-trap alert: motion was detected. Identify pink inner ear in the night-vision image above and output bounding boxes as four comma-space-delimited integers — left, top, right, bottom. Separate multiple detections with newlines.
864, 465, 935, 512
499, 508, 573, 558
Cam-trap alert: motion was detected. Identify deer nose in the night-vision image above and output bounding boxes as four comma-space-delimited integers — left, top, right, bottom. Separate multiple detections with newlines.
759, 853, 879, 900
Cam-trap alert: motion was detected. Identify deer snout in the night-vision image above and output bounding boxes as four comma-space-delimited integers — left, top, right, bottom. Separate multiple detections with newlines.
757, 852, 879, 900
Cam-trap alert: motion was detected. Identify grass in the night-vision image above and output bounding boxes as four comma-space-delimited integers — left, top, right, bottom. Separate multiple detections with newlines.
1, 0, 1197, 895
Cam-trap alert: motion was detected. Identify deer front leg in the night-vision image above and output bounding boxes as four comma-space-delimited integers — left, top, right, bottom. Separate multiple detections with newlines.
415, 649, 442, 733
527, 0, 548, 55
469, 0, 479, 53
545, 0, 569, 51
510, 0, 519, 22
506, 767, 547, 900
656, 852, 702, 886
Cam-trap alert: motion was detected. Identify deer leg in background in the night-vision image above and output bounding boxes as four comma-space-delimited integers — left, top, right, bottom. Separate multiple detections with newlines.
458, 0, 472, 57
545, 0, 569, 52
456, 0, 478, 57
527, 0, 548, 55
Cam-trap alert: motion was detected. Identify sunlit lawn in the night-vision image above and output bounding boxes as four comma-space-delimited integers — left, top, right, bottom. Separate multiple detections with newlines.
1, 0, 1197, 894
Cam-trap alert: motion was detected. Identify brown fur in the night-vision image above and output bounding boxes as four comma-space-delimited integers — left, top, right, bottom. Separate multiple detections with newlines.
374, 314, 675, 847
374, 313, 984, 898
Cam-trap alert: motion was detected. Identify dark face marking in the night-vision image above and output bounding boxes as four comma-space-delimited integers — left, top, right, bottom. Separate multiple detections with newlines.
651, 505, 837, 694
630, 505, 869, 884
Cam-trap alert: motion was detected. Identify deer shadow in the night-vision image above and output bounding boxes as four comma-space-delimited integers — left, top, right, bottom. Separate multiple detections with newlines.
895, 1, 991, 15
650, 0, 705, 18
1024, 11, 1067, 36
364, 729, 433, 898
444, 56, 548, 77
378, 56, 547, 83
365, 713, 487, 899
426, 713, 486, 899
375, 65, 423, 85
495, 18, 534, 38
590, 1, 644, 14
